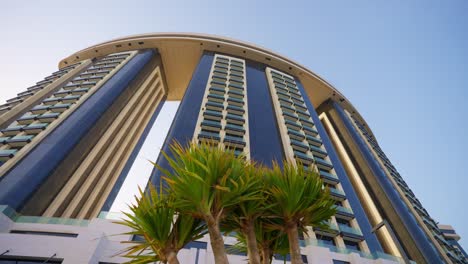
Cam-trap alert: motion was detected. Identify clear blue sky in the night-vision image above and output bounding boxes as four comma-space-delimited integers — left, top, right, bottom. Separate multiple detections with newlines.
1, 0, 467, 249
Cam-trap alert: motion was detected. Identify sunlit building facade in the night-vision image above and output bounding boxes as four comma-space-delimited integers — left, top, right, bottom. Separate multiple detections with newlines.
0, 33, 465, 264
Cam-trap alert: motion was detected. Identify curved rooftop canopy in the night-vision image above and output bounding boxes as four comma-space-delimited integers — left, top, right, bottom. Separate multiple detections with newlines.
59, 32, 373, 136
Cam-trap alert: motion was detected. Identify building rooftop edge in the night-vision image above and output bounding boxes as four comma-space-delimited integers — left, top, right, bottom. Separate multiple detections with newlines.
58, 32, 376, 138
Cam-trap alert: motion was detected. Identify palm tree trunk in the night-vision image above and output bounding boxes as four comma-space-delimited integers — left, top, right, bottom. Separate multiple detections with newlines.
166, 251, 180, 264
206, 215, 229, 264
260, 245, 271, 264
244, 220, 261, 264
285, 222, 303, 264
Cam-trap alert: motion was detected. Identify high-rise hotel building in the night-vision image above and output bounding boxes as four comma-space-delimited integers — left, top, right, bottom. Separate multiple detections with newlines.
0, 33, 465, 264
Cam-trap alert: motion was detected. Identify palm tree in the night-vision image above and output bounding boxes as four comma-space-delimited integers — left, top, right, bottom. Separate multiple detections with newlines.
115, 185, 206, 264
264, 162, 337, 264
228, 217, 290, 264
222, 164, 267, 264
159, 141, 263, 264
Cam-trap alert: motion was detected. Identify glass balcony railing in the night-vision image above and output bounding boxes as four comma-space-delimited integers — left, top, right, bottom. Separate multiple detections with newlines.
320, 171, 339, 182
7, 135, 34, 143
226, 113, 244, 122
310, 145, 327, 158
201, 120, 222, 129
198, 131, 221, 141
329, 188, 346, 197
290, 139, 309, 151
287, 128, 305, 140
306, 135, 322, 147
335, 205, 353, 215
0, 205, 89, 227
307, 239, 413, 263
224, 135, 246, 146
224, 123, 245, 133
0, 149, 17, 159
339, 224, 363, 237
293, 151, 313, 163
314, 157, 333, 170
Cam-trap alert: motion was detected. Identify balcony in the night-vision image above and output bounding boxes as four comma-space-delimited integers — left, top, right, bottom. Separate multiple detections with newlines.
276, 86, 289, 95
335, 205, 355, 220
299, 115, 314, 125
42, 97, 60, 105
423, 216, 439, 232
329, 188, 346, 201
214, 65, 228, 72
339, 225, 364, 241
293, 151, 313, 165
283, 75, 295, 83
71, 88, 89, 95
36, 79, 53, 86
285, 120, 301, 130
278, 97, 293, 106
0, 149, 17, 161
289, 89, 302, 99
223, 135, 246, 148
80, 80, 97, 88
38, 113, 60, 123
53, 90, 70, 98
230, 65, 243, 71
282, 111, 298, 122
214, 69, 228, 76
314, 222, 340, 237
229, 80, 244, 88
0, 105, 11, 114
273, 81, 286, 89
276, 90, 290, 98
62, 95, 81, 104
198, 131, 220, 142
226, 113, 245, 125
18, 90, 35, 97
290, 139, 309, 153
287, 128, 305, 141
6, 97, 22, 103
201, 120, 222, 132
30, 105, 49, 114
6, 135, 34, 147
0, 137, 9, 144
23, 123, 48, 134
209, 86, 225, 95
315, 157, 333, 170
224, 123, 245, 136
228, 76, 243, 83
49, 103, 71, 113
434, 233, 451, 248
228, 88, 244, 98
227, 96, 244, 107
306, 135, 322, 147
229, 71, 243, 78
205, 101, 224, 111
17, 114, 38, 125
291, 97, 305, 105
226, 105, 245, 115
207, 93, 225, 103
1, 125, 24, 136
212, 74, 227, 81
303, 125, 319, 136
270, 71, 283, 79
320, 171, 340, 184
310, 145, 327, 159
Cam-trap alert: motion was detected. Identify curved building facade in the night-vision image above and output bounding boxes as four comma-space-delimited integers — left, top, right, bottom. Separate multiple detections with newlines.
0, 33, 465, 264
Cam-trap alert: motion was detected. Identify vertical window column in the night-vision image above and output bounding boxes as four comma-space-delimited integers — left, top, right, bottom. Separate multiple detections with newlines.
348, 111, 458, 262
0, 52, 134, 172
265, 67, 369, 254
194, 54, 250, 158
